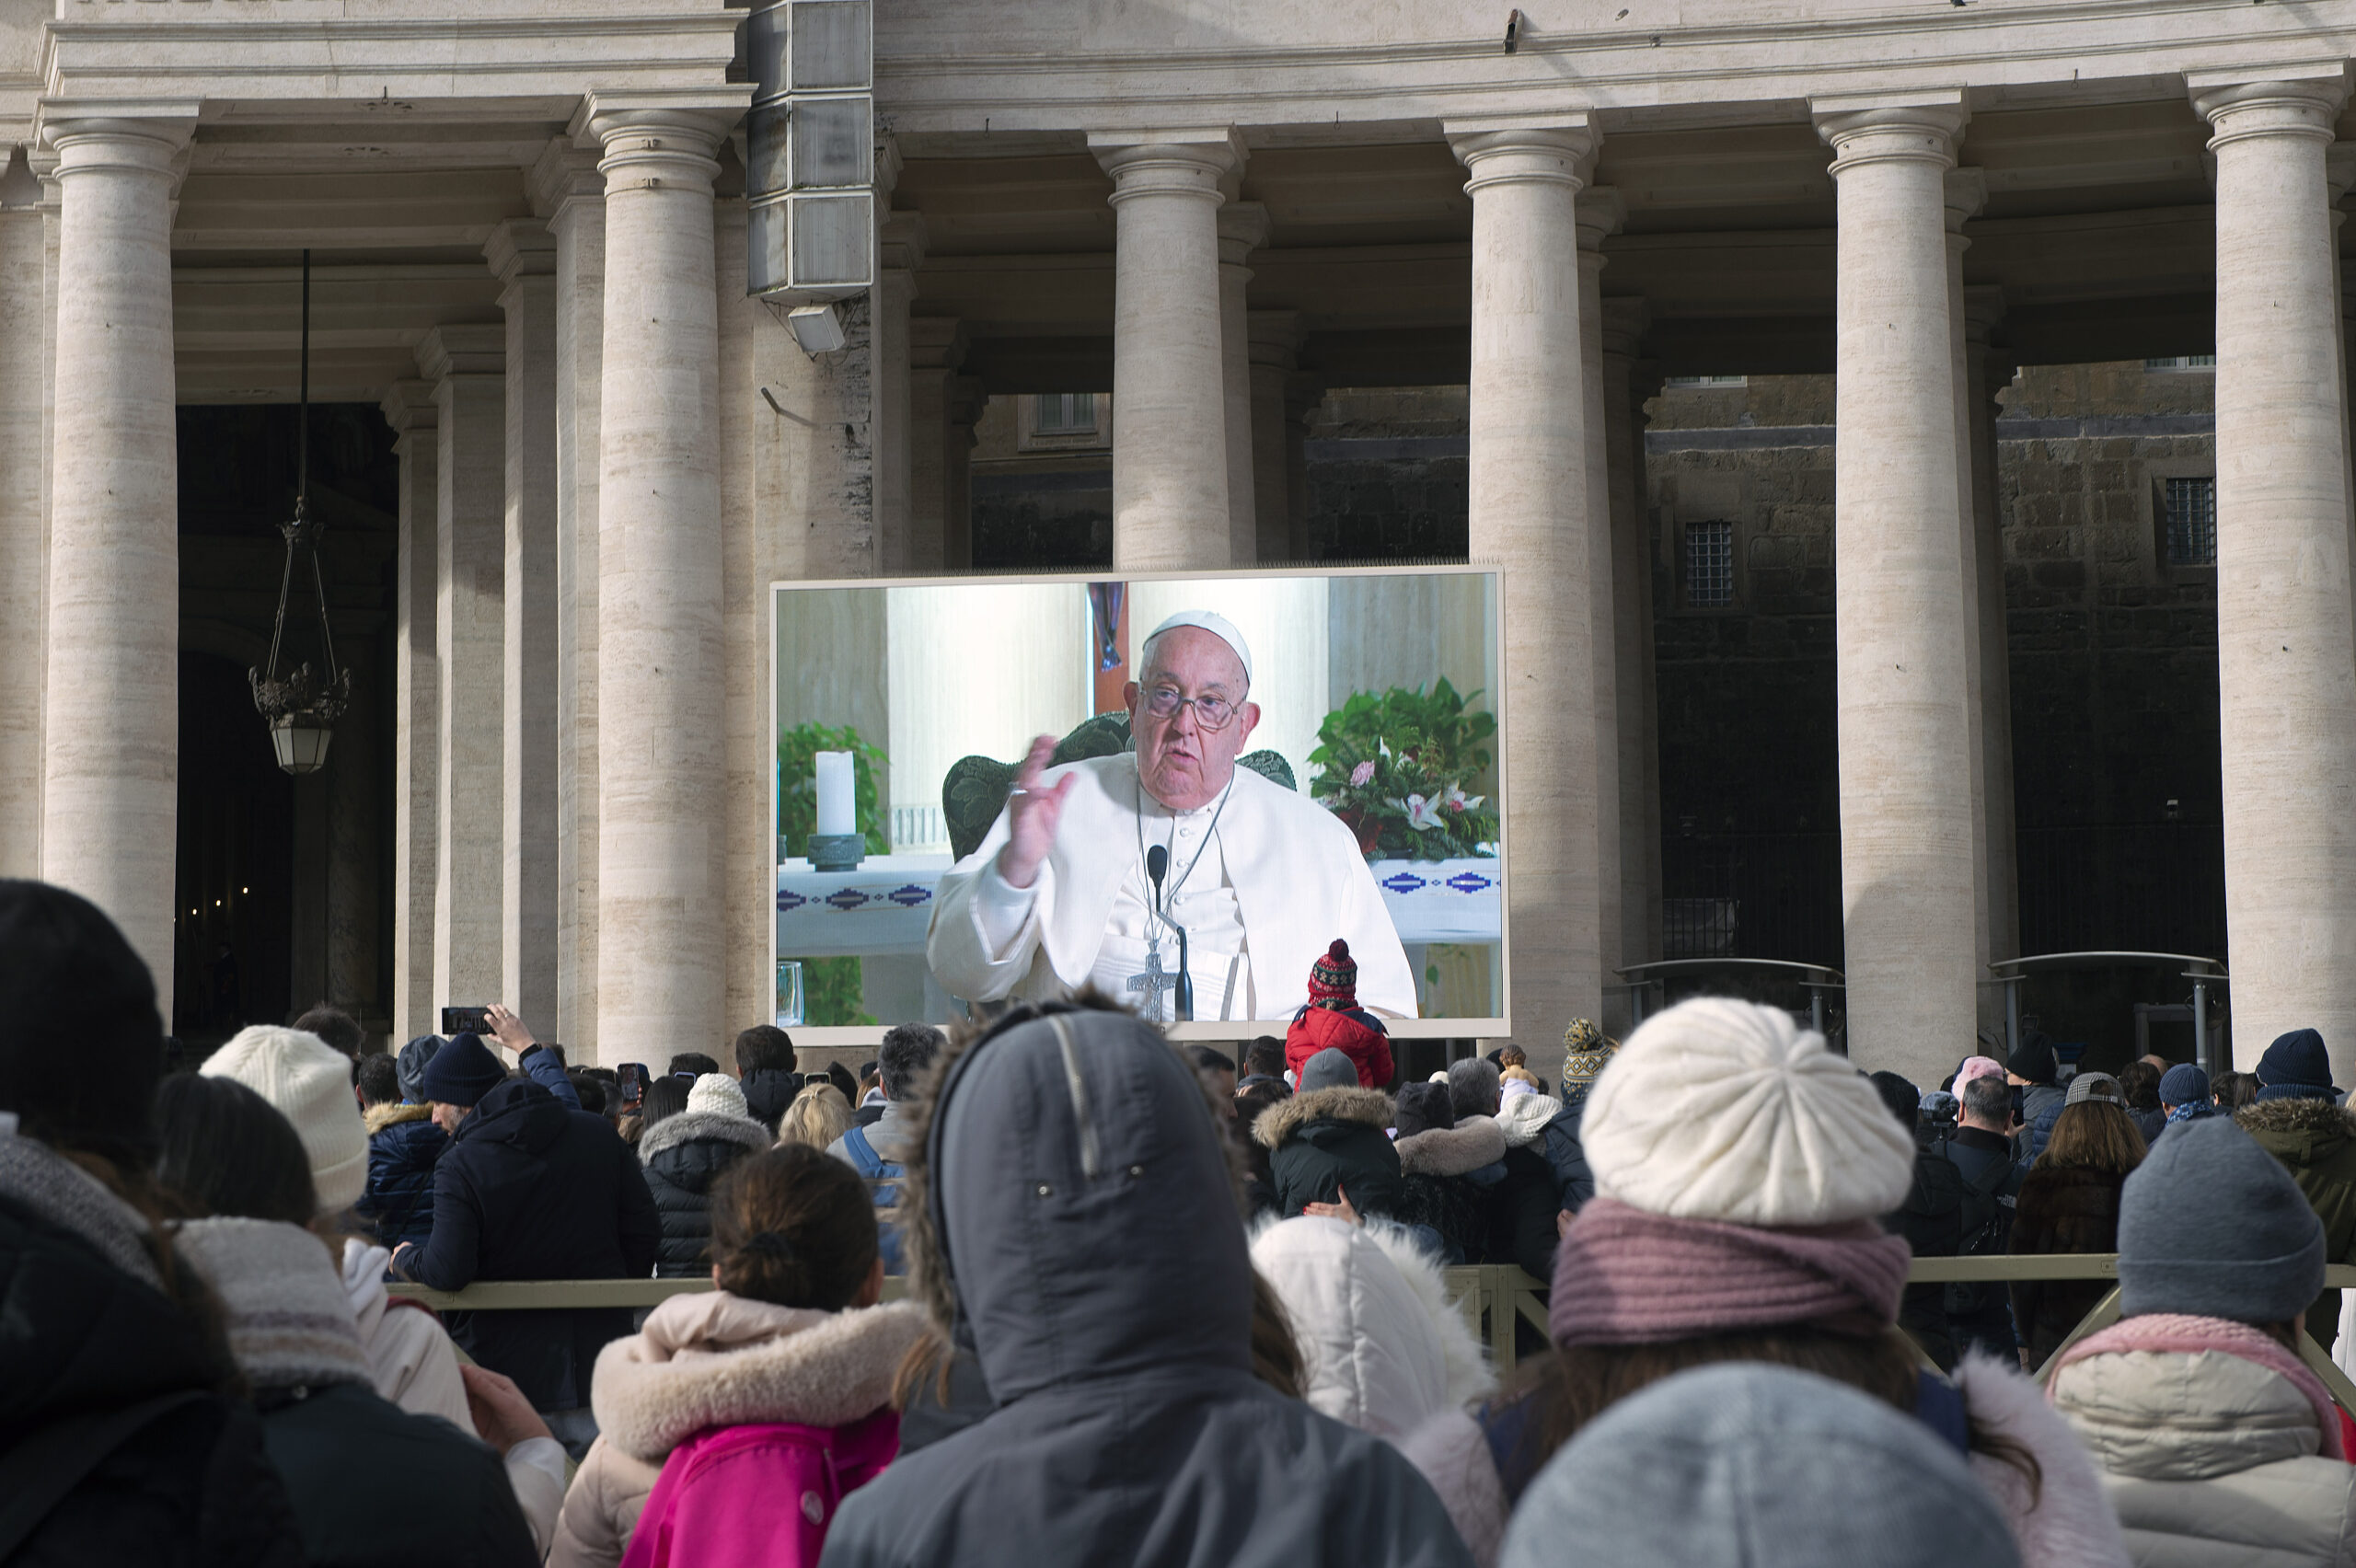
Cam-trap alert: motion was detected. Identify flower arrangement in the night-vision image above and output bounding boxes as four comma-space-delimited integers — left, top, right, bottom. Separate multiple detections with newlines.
1309, 680, 1499, 860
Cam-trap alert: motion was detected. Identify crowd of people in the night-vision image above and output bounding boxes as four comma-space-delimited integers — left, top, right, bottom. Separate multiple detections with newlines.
8, 870, 2356, 1566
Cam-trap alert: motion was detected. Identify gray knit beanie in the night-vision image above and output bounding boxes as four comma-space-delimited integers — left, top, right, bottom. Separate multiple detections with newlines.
2118, 1114, 2325, 1324
1500, 1363, 2018, 1568
1298, 1048, 1360, 1094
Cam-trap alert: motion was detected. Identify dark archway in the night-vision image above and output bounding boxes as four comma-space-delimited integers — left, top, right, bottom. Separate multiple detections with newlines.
172, 649, 294, 1045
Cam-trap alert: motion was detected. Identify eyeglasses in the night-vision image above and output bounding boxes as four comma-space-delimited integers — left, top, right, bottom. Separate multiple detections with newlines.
1139, 684, 1239, 732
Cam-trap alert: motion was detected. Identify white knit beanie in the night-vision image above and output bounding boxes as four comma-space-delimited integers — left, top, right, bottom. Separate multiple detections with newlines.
1582, 997, 1913, 1227
687, 1072, 750, 1121
203, 1026, 370, 1215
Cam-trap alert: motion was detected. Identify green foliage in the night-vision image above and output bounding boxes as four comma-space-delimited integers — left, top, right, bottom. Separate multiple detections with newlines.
793, 955, 875, 1027
1309, 679, 1500, 861
777, 722, 890, 858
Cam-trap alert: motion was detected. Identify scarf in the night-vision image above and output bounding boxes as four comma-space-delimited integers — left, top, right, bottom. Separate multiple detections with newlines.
2054, 1313, 2346, 1460
2164, 1100, 2217, 1130
0, 1125, 162, 1289
174, 1216, 372, 1393
1549, 1196, 1911, 1346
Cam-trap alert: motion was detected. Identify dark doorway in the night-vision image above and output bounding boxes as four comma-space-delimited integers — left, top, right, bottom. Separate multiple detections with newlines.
173, 650, 294, 1046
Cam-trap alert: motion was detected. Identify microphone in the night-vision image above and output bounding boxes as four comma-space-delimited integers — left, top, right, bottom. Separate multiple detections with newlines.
1146, 844, 1168, 905
1141, 844, 1192, 1021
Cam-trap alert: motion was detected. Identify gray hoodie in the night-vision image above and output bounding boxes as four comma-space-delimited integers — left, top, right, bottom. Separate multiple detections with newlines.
819, 1005, 1471, 1568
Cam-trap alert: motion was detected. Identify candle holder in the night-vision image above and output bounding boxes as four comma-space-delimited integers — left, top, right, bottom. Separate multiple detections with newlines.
808, 833, 865, 872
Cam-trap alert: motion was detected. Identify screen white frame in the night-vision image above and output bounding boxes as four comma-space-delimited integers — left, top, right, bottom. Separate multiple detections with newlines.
768, 562, 1511, 1047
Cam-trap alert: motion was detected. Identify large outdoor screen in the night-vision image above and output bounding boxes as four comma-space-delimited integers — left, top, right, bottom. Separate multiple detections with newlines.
770, 566, 1507, 1043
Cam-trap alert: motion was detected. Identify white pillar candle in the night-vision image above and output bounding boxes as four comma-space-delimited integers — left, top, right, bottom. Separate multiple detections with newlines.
815, 750, 856, 839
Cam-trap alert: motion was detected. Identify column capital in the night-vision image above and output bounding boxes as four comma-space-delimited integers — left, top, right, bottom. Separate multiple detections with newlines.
879, 210, 928, 274
1248, 308, 1302, 370
1445, 117, 1595, 192
1090, 128, 1244, 204
40, 110, 195, 182
416, 324, 506, 385
1218, 200, 1269, 265
1812, 90, 1967, 173
2189, 64, 2349, 146
380, 378, 440, 441
581, 91, 742, 196
946, 374, 987, 432
485, 217, 557, 295
1576, 185, 1625, 253
1943, 166, 1988, 231
909, 314, 968, 372
527, 137, 605, 221
1600, 295, 1650, 361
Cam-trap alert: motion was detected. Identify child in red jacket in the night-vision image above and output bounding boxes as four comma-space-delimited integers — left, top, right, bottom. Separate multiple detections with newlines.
1283, 940, 1394, 1090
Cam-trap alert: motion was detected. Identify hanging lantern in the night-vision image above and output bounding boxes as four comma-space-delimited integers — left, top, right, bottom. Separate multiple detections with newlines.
249, 249, 349, 776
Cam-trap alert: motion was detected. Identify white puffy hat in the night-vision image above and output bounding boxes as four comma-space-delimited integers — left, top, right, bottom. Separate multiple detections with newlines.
1143, 610, 1253, 686
687, 1072, 750, 1120
1581, 997, 1914, 1227
202, 1025, 370, 1215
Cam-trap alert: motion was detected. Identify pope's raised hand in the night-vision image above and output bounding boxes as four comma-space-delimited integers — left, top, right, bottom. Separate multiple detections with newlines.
996, 732, 1076, 890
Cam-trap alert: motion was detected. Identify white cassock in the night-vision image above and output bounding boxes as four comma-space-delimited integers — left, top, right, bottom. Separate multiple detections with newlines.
926, 753, 1415, 1020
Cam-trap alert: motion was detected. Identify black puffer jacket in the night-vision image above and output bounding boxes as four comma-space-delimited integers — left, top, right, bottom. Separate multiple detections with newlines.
638, 1110, 773, 1276
1394, 1116, 1507, 1266
821, 1006, 1471, 1568
0, 1138, 305, 1568
1252, 1086, 1406, 1220
398, 1078, 661, 1410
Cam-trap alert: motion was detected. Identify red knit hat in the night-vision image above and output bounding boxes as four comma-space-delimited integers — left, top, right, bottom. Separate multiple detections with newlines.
1307, 940, 1357, 1008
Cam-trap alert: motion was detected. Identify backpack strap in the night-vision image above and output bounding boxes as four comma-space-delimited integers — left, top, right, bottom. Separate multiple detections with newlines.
840, 1123, 886, 1179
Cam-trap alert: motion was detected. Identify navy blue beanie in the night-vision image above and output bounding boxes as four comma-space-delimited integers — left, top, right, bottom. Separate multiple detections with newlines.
2157, 1062, 2210, 1108
2256, 1029, 2339, 1102
419, 1032, 506, 1108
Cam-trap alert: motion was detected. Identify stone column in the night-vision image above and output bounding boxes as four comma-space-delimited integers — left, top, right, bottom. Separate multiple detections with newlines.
40, 114, 192, 1001
873, 212, 924, 573
382, 380, 440, 1041
1448, 119, 1602, 1075
0, 190, 41, 876
1812, 93, 1978, 1086
1286, 377, 1322, 559
1247, 310, 1301, 562
1964, 284, 2018, 972
1942, 167, 1996, 1032
1091, 130, 1242, 570
717, 191, 770, 1039
486, 219, 560, 1030
2190, 70, 2356, 1076
1577, 185, 1623, 1003
1218, 200, 1267, 563
417, 325, 507, 1018
907, 316, 968, 572
589, 102, 733, 1057
945, 375, 984, 571
535, 141, 606, 1055
1600, 300, 1662, 988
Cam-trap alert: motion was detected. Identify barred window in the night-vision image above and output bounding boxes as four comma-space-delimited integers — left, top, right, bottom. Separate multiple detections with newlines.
2164, 476, 2216, 567
1033, 393, 1097, 435
1664, 375, 1749, 388
2143, 355, 2216, 372
1685, 520, 1736, 608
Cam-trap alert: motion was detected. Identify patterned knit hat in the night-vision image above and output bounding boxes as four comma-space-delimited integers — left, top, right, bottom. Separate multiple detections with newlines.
1562, 1018, 1618, 1102
1307, 940, 1357, 1008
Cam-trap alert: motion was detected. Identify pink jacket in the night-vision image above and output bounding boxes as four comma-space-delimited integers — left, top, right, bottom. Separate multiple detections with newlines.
619, 1406, 900, 1568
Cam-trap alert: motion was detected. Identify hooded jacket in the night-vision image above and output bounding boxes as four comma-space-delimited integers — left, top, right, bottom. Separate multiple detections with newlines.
1284, 1003, 1395, 1090
1395, 1116, 1507, 1265
0, 1133, 306, 1568
1253, 1084, 1406, 1220
358, 1101, 445, 1251
2052, 1332, 2356, 1567
636, 1110, 773, 1277
1249, 1216, 1494, 1441
2239, 1099, 2356, 1268
738, 1068, 803, 1136
399, 1078, 662, 1410
819, 1004, 1472, 1568
552, 1291, 923, 1568
2009, 1165, 2130, 1366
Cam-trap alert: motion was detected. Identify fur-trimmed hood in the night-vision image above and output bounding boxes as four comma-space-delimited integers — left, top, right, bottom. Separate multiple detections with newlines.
1250, 1216, 1494, 1441
364, 1101, 434, 1136
1253, 1085, 1395, 1150
1396, 1116, 1507, 1178
2237, 1095, 2356, 1157
637, 1108, 773, 1164
590, 1291, 924, 1462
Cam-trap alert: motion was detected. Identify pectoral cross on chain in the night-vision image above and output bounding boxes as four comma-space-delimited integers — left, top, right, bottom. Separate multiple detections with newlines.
1126, 941, 1174, 1021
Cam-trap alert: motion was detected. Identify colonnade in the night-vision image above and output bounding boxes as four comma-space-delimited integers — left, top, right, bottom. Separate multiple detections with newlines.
4, 70, 2353, 1090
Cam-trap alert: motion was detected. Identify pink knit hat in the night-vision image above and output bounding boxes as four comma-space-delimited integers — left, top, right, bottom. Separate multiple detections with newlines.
1954, 1055, 2006, 1090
